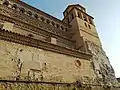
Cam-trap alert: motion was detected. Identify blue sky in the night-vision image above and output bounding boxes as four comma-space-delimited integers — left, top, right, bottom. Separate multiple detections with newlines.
23, 0, 120, 77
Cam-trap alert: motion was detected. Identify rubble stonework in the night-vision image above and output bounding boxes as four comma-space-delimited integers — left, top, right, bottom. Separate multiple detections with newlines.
0, 81, 120, 90
87, 41, 118, 85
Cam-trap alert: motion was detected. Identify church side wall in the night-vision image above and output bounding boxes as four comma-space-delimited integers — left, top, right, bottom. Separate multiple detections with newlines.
0, 40, 95, 83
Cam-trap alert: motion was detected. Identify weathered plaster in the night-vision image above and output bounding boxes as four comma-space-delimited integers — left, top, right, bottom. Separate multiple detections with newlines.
0, 40, 95, 83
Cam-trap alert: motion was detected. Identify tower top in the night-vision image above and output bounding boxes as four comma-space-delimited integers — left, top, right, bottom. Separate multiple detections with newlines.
63, 4, 101, 48
63, 4, 86, 17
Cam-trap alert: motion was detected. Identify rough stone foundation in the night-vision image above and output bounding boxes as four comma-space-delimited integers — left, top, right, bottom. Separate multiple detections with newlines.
0, 80, 120, 90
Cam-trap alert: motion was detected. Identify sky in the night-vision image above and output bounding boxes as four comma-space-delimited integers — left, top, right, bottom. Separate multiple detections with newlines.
23, 0, 120, 77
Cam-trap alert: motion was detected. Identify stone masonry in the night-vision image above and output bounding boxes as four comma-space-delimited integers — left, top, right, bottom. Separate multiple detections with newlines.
0, 0, 119, 90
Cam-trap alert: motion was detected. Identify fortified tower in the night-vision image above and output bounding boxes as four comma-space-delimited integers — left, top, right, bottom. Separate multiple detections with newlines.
63, 4, 101, 51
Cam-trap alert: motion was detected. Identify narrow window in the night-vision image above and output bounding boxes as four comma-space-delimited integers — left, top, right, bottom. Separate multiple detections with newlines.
78, 13, 82, 18
61, 26, 64, 30
83, 15, 87, 21
84, 23, 87, 27
88, 24, 91, 29
71, 14, 74, 19
67, 18, 70, 23
56, 24, 59, 28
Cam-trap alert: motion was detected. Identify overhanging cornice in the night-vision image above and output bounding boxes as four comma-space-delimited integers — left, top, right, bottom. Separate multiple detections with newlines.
0, 28, 92, 60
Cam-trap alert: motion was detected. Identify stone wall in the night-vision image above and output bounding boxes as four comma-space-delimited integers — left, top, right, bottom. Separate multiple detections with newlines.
0, 40, 95, 83
0, 0, 119, 89
0, 81, 120, 90
0, 37, 119, 89
86, 41, 117, 85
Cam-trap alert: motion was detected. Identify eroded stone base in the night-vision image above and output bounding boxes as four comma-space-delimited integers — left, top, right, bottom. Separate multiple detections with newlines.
0, 81, 120, 90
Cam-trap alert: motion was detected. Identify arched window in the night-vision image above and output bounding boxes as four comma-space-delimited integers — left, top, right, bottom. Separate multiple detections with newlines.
89, 18, 93, 25
12, 4, 17, 9
78, 12, 82, 18
88, 24, 91, 29
83, 15, 87, 21
46, 19, 50, 24
40, 17, 45, 22
34, 14, 38, 19
28, 34, 34, 38
28, 11, 32, 16
56, 24, 59, 28
51, 21, 55, 26
61, 26, 64, 30
19, 8, 25, 13
84, 23, 87, 27
3, 1, 9, 6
